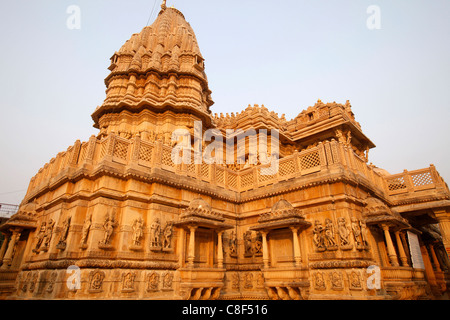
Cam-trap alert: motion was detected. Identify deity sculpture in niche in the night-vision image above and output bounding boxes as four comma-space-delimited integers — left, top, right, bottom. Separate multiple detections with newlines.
229, 230, 238, 257
98, 211, 117, 249
57, 216, 71, 250
313, 220, 326, 252
146, 271, 160, 292
32, 222, 46, 253
254, 232, 263, 256
243, 231, 253, 257
337, 217, 352, 250
150, 218, 162, 250
89, 270, 105, 292
162, 221, 173, 251
324, 218, 338, 250
122, 272, 136, 292
80, 213, 92, 249
130, 217, 145, 250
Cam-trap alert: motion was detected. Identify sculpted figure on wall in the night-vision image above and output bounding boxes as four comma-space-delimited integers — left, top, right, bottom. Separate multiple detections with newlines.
337, 217, 352, 250
324, 218, 338, 250
57, 216, 71, 250
131, 217, 145, 248
32, 222, 46, 253
243, 231, 253, 257
150, 218, 161, 249
313, 220, 326, 252
80, 213, 92, 249
162, 221, 173, 250
99, 211, 117, 248
229, 230, 237, 257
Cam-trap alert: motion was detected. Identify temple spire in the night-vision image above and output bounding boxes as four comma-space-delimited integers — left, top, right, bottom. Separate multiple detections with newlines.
161, 0, 167, 11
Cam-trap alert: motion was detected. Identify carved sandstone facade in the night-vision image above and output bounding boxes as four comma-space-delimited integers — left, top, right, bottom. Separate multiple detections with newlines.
1, 4, 449, 300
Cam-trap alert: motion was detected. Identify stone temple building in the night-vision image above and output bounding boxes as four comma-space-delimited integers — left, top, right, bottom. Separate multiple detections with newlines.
1, 3, 449, 300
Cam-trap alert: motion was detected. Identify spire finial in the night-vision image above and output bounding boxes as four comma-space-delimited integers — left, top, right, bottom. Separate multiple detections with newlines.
161, 0, 167, 10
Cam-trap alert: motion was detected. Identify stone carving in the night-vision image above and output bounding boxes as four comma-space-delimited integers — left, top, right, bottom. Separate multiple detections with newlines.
313, 220, 326, 252
349, 271, 362, 290
33, 220, 54, 253
98, 211, 117, 249
162, 221, 173, 251
89, 270, 105, 292
162, 271, 173, 290
243, 231, 253, 257
243, 272, 253, 289
122, 272, 136, 292
57, 216, 71, 250
150, 218, 162, 249
324, 218, 338, 250
46, 271, 57, 293
337, 217, 352, 250
80, 213, 92, 249
351, 217, 370, 250
313, 272, 326, 291
254, 232, 263, 256
146, 271, 160, 292
330, 271, 344, 290
229, 230, 237, 257
130, 217, 145, 250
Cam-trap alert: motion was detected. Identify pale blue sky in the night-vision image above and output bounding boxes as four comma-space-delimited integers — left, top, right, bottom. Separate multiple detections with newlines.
0, 0, 449, 204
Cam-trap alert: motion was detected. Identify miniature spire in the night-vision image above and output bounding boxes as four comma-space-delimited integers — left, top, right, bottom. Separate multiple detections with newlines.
161, 0, 167, 10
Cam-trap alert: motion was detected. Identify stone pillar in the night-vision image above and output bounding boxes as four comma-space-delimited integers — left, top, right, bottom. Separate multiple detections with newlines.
429, 244, 442, 272
394, 231, 409, 267
434, 210, 450, 260
290, 227, 301, 267
187, 226, 197, 267
1, 228, 21, 268
381, 224, 399, 267
0, 233, 11, 265
261, 231, 269, 269
217, 231, 224, 269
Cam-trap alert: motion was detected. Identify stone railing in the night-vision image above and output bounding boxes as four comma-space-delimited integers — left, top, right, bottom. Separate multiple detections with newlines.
23, 133, 449, 202
384, 165, 450, 196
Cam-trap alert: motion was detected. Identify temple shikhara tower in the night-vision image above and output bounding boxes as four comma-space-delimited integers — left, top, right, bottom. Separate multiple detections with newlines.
1, 3, 450, 300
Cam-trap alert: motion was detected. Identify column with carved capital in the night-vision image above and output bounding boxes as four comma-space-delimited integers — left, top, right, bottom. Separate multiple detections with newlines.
261, 231, 269, 269
0, 233, 10, 266
217, 231, 224, 268
290, 227, 301, 267
434, 210, 450, 260
1, 228, 21, 269
381, 224, 399, 267
394, 231, 409, 266
187, 226, 197, 267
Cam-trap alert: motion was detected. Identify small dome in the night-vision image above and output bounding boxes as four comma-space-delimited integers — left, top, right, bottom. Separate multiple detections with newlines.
189, 198, 211, 211
271, 199, 294, 213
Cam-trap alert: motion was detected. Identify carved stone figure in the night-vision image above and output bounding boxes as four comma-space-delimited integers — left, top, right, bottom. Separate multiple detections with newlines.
162, 221, 173, 250
351, 217, 363, 249
229, 230, 237, 257
41, 219, 55, 251
313, 220, 326, 251
99, 212, 117, 247
147, 272, 160, 291
243, 231, 253, 257
122, 272, 135, 292
314, 272, 326, 290
162, 271, 173, 290
324, 218, 337, 250
330, 271, 343, 290
150, 218, 161, 248
337, 217, 352, 249
80, 213, 92, 248
89, 270, 105, 292
57, 216, 71, 250
33, 222, 46, 253
131, 217, 145, 247
254, 232, 263, 256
